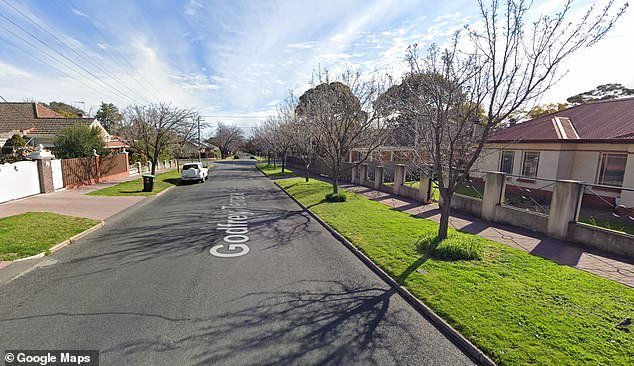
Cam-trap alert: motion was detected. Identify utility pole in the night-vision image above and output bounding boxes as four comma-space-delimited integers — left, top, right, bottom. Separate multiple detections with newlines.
197, 116, 202, 162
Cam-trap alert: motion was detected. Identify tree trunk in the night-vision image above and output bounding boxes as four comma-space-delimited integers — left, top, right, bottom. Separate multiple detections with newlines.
332, 167, 339, 194
281, 152, 286, 173
305, 162, 310, 182
151, 158, 157, 175
437, 194, 451, 241
267, 154, 270, 165
273, 156, 277, 169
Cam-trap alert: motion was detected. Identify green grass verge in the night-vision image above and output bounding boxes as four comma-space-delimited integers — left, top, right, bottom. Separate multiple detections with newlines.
87, 169, 183, 197
256, 163, 297, 178
277, 178, 634, 366
0, 212, 99, 261
579, 216, 634, 236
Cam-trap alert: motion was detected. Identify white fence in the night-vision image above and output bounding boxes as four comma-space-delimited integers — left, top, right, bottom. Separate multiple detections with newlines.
0, 161, 40, 203
51, 159, 63, 190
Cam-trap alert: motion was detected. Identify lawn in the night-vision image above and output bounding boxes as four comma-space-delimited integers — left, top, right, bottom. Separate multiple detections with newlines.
578, 216, 634, 236
383, 180, 482, 201
256, 163, 297, 178
277, 178, 634, 366
0, 212, 99, 261
87, 169, 183, 197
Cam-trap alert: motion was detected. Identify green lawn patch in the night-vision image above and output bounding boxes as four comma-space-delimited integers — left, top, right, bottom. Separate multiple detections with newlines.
87, 169, 182, 197
383, 181, 481, 201
579, 216, 634, 236
0, 212, 99, 261
256, 163, 296, 178
277, 178, 634, 366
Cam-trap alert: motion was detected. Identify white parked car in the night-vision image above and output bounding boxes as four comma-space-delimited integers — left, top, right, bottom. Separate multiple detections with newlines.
180, 162, 209, 183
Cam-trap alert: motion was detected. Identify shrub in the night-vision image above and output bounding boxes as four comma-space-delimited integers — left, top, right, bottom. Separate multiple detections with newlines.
53, 125, 108, 158
325, 193, 347, 202
416, 231, 483, 261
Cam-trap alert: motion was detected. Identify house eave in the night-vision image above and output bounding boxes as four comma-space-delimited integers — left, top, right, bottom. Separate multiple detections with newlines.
486, 138, 634, 144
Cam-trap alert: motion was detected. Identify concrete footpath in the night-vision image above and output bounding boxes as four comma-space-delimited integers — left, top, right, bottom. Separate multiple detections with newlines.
0, 180, 144, 221
0, 174, 149, 271
342, 183, 634, 288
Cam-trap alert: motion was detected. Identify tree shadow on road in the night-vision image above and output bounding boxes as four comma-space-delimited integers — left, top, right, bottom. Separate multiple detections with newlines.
96, 280, 414, 365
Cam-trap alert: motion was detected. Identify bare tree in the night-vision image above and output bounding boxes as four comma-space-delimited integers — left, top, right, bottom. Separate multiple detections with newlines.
211, 122, 244, 159
296, 68, 391, 195
261, 114, 293, 172
252, 120, 278, 167
271, 97, 302, 173
385, 0, 628, 240
121, 103, 199, 176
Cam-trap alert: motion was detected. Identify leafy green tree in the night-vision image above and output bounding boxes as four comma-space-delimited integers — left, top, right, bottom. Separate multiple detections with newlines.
1, 134, 26, 154
44, 101, 85, 118
567, 83, 634, 104
0, 134, 34, 163
527, 103, 569, 118
53, 125, 108, 159
95, 102, 123, 133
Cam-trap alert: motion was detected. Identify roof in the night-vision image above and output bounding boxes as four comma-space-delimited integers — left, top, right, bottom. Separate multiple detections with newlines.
0, 102, 96, 136
489, 98, 634, 143
106, 135, 129, 149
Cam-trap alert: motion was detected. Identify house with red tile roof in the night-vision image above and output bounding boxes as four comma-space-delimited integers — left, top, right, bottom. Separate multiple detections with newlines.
0, 102, 126, 153
476, 97, 634, 207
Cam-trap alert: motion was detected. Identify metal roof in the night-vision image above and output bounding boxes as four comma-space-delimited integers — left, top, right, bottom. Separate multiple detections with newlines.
489, 98, 634, 143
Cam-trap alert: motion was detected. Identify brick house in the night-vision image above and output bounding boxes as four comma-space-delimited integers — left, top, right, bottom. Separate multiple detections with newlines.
0, 102, 118, 153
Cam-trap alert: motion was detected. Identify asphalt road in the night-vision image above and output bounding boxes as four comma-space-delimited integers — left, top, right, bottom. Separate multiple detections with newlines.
0, 160, 475, 365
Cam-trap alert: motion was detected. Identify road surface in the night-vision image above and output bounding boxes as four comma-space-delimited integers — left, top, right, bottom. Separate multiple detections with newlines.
0, 160, 475, 365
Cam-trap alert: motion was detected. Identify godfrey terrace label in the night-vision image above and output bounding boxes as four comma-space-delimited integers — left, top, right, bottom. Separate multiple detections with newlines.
210, 191, 253, 258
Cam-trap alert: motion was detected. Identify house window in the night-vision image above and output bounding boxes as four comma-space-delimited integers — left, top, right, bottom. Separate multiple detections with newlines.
521, 151, 540, 178
597, 153, 627, 187
499, 151, 515, 174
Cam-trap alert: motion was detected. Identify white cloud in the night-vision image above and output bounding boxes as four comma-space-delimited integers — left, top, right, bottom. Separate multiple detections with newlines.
1, 0, 631, 129
185, 0, 202, 17
287, 42, 315, 49
70, 7, 89, 18
0, 62, 32, 78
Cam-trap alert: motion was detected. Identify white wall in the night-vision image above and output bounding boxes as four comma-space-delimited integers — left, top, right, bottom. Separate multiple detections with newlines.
571, 151, 600, 183
536, 151, 560, 179
51, 159, 63, 190
0, 161, 40, 203
555, 151, 575, 180
474, 149, 500, 172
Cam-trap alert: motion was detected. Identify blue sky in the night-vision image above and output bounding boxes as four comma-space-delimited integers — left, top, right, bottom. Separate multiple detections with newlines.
0, 0, 632, 136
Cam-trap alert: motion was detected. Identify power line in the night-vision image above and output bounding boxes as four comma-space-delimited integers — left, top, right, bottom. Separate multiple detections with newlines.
0, 24, 129, 105
66, 0, 168, 101
0, 12, 143, 104
1, 35, 125, 106
0, 0, 153, 104
0, 94, 34, 117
